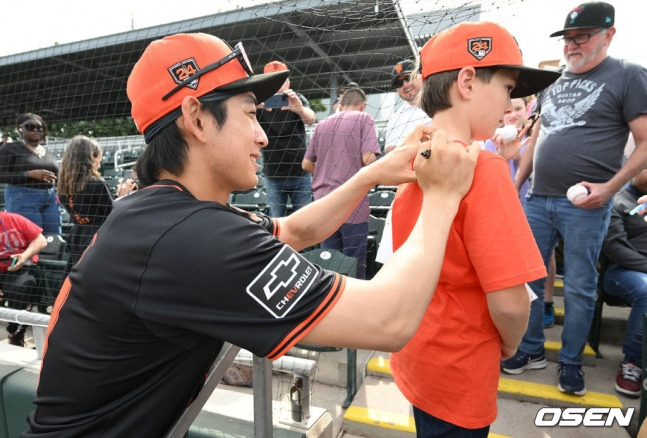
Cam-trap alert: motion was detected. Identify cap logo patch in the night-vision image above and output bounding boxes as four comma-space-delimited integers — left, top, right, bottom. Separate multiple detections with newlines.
569, 7, 584, 25
168, 58, 200, 90
467, 37, 492, 61
394, 63, 404, 74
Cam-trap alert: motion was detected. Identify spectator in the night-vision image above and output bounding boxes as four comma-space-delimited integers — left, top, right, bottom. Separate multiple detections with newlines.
503, 2, 647, 396
57, 136, 136, 276
24, 33, 479, 436
384, 59, 431, 154
0, 113, 61, 234
483, 97, 531, 200
601, 168, 647, 397
386, 21, 559, 436
0, 211, 47, 347
302, 88, 380, 279
257, 60, 316, 217
1, 134, 8, 146
331, 81, 359, 113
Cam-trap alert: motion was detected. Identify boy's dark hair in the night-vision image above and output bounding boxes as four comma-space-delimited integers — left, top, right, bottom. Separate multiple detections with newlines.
135, 98, 228, 186
420, 68, 499, 118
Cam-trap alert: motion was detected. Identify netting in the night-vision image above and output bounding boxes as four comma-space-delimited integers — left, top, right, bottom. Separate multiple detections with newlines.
0, 0, 541, 427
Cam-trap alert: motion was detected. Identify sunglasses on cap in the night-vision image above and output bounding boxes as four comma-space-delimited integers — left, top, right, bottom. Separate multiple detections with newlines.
21, 123, 44, 133
162, 42, 254, 101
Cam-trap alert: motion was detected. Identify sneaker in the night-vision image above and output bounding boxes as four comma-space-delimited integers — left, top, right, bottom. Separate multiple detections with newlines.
615, 362, 641, 397
501, 349, 547, 375
544, 302, 555, 328
558, 363, 586, 395
8, 331, 25, 348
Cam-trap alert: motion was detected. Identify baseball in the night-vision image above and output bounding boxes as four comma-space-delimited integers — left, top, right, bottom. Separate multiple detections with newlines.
494, 125, 518, 143
567, 184, 589, 204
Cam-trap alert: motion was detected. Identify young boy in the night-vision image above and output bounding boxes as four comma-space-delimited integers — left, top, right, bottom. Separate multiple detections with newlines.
387, 22, 560, 436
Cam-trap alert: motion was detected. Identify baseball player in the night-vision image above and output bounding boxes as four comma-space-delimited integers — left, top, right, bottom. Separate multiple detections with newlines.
24, 33, 479, 436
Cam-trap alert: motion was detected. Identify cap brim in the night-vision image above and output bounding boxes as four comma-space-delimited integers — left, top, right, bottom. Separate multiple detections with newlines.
503, 66, 561, 98
549, 25, 606, 37
218, 70, 289, 103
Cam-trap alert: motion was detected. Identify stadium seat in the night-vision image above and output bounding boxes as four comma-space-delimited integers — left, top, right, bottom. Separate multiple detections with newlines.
368, 190, 394, 218
589, 256, 631, 357
231, 190, 268, 215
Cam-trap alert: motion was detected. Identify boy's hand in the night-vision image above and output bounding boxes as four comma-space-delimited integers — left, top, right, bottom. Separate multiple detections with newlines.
414, 129, 479, 199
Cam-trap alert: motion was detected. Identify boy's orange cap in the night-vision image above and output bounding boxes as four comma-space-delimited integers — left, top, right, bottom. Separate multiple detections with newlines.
420, 22, 560, 98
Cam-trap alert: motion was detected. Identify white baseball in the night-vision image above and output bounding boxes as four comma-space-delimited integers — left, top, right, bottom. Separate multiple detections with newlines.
494, 125, 518, 143
567, 184, 589, 203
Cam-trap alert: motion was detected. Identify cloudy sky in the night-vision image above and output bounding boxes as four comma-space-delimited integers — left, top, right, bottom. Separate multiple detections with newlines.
1, 0, 642, 67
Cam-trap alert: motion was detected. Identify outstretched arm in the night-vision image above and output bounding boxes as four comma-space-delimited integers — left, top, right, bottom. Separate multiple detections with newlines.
300, 130, 481, 351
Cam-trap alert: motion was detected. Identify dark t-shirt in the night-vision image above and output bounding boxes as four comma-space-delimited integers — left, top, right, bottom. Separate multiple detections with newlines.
59, 178, 114, 225
257, 93, 310, 178
0, 141, 58, 189
25, 180, 344, 437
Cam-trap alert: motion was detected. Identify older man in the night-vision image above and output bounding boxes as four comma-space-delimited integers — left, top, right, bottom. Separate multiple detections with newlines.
504, 2, 647, 396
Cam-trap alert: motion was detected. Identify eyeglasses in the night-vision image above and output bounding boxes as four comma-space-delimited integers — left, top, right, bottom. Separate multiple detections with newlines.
558, 29, 605, 47
162, 42, 254, 101
21, 123, 44, 133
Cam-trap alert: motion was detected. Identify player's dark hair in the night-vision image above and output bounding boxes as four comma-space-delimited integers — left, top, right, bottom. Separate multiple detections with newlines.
420, 67, 498, 117
136, 98, 228, 186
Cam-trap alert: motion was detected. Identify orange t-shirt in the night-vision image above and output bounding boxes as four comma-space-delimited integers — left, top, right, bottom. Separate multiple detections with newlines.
390, 151, 546, 429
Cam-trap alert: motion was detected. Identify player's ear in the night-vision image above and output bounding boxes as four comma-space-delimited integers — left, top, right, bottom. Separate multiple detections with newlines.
178, 96, 207, 143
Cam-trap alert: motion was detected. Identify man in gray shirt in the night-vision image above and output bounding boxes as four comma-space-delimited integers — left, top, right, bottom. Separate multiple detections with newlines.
503, 1, 647, 396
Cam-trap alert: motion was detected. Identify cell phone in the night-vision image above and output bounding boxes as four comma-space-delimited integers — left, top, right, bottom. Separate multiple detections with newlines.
264, 93, 288, 109
123, 169, 134, 180
10, 257, 18, 270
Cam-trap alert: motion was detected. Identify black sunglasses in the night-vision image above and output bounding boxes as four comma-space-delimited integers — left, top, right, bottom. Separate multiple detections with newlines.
22, 123, 44, 133
162, 42, 254, 101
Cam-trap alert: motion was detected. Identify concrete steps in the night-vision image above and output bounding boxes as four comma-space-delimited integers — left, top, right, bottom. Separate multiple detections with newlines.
339, 292, 641, 438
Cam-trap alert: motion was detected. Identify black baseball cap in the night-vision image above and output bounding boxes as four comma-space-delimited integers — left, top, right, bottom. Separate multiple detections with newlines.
550, 2, 615, 37
390, 60, 416, 90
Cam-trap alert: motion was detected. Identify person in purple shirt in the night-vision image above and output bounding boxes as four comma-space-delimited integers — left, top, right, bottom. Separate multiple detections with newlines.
302, 88, 380, 278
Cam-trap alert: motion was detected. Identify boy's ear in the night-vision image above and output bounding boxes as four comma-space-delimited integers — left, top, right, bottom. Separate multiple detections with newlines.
456, 66, 477, 100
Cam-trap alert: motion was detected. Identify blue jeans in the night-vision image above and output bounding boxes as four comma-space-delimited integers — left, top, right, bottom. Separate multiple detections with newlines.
4, 185, 61, 234
521, 195, 612, 364
412, 406, 489, 438
321, 222, 368, 279
264, 175, 312, 217
603, 264, 647, 366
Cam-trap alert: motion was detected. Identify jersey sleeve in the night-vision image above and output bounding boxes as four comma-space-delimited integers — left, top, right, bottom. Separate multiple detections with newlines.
136, 207, 345, 359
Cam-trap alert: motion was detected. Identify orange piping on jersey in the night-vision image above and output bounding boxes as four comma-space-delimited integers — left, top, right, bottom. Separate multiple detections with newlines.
38, 277, 72, 381
266, 273, 346, 360
271, 218, 281, 237
141, 183, 184, 192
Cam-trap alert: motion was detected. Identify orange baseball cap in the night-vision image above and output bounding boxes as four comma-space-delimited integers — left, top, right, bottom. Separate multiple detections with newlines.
264, 61, 288, 73
127, 33, 289, 141
420, 22, 560, 98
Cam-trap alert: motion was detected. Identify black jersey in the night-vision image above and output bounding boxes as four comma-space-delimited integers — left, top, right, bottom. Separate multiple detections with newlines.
25, 180, 344, 437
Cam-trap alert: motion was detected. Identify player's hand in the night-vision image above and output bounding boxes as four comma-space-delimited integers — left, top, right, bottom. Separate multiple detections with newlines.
364, 124, 435, 186
414, 129, 479, 200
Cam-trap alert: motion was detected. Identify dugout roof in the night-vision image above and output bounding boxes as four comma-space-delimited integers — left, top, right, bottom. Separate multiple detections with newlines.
0, 0, 478, 127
